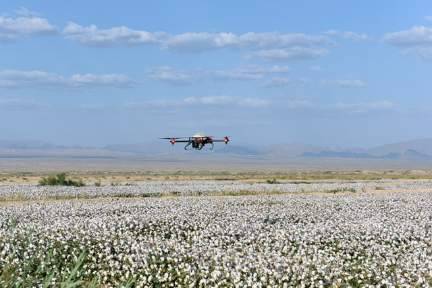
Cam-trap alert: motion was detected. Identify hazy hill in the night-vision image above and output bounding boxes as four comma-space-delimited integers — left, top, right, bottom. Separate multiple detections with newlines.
214, 145, 261, 155
1, 138, 432, 161
0, 140, 95, 150
368, 138, 432, 156
260, 142, 341, 157
103, 141, 167, 154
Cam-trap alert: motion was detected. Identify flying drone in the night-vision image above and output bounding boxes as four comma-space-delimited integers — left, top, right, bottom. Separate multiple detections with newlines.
160, 133, 229, 150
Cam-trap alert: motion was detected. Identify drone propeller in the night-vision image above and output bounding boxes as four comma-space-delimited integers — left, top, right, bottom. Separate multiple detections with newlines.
159, 137, 186, 139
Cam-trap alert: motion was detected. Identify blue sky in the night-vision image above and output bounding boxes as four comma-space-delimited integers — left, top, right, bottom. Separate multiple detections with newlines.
1, 1, 432, 148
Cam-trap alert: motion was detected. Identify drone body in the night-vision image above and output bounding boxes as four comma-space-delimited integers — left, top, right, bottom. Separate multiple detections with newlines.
160, 132, 229, 150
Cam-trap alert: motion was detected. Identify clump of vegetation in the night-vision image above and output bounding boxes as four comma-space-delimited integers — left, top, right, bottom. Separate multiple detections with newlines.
266, 178, 280, 184
39, 173, 85, 187
325, 187, 357, 194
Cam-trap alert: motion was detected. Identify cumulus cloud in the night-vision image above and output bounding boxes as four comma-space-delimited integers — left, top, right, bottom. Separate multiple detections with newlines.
62, 22, 167, 47
382, 26, 432, 60
200, 95, 233, 105
324, 30, 370, 41
0, 7, 58, 42
245, 47, 330, 62
68, 73, 137, 88
161, 32, 333, 53
147, 65, 291, 85
0, 70, 137, 90
61, 26, 334, 52
321, 78, 365, 88
0, 70, 66, 89
160, 32, 238, 53
382, 26, 432, 47
146, 67, 204, 86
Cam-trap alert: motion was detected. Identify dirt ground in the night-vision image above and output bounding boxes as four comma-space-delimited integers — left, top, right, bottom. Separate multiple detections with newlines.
2, 157, 432, 184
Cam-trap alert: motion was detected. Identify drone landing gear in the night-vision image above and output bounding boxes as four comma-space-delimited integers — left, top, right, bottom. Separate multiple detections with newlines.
184, 142, 191, 150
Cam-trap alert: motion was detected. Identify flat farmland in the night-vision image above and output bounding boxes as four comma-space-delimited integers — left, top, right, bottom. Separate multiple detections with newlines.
1, 157, 432, 286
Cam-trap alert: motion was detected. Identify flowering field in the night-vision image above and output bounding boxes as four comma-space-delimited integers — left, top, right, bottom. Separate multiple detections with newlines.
1, 182, 432, 287
1, 179, 431, 201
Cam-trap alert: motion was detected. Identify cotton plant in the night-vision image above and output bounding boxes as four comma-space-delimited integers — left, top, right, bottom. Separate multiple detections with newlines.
1, 179, 432, 201
0, 189, 432, 286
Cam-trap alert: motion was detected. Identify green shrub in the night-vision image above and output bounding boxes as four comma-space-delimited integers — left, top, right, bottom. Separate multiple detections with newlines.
266, 178, 280, 184
39, 173, 85, 187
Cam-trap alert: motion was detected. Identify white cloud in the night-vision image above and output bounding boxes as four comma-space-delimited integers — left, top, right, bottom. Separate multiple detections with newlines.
382, 26, 432, 47
207, 70, 263, 81
295, 78, 313, 86
321, 78, 365, 88
426, 16, 432, 22
200, 95, 233, 105
63, 22, 166, 47
146, 67, 204, 86
235, 65, 291, 74
68, 73, 137, 88
147, 65, 290, 85
260, 77, 313, 88
208, 65, 290, 81
239, 97, 268, 107
260, 77, 292, 88
13, 7, 42, 17
0, 8, 58, 42
245, 47, 330, 62
417, 46, 432, 60
184, 97, 198, 105
0, 70, 66, 89
324, 30, 370, 41
286, 100, 314, 109
0, 70, 137, 90
161, 32, 238, 53
382, 26, 432, 60
161, 32, 333, 53
238, 32, 334, 49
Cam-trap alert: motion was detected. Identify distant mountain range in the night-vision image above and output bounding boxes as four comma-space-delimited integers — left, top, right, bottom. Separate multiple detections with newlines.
301, 149, 432, 160
2, 138, 432, 161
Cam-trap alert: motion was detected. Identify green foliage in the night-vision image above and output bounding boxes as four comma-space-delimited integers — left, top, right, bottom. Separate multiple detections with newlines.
0, 228, 88, 287
38, 173, 85, 187
266, 178, 280, 184
325, 187, 357, 194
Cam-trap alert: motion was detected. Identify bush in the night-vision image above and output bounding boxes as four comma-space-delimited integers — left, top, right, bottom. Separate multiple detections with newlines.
266, 178, 280, 184
39, 173, 85, 187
